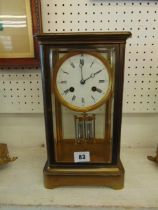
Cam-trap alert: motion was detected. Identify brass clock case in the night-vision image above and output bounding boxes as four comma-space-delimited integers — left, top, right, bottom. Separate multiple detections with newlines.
36, 32, 132, 189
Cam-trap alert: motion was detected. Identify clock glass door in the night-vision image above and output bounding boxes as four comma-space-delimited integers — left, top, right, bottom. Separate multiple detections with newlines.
51, 47, 116, 164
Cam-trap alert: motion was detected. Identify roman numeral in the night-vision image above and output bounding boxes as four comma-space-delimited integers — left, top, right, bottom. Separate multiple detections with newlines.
59, 81, 67, 84
62, 70, 69, 74
90, 60, 94, 68
63, 88, 70, 95
72, 95, 76, 101
96, 88, 103, 93
81, 97, 85, 104
99, 80, 105, 83
91, 95, 95, 102
70, 61, 75, 68
80, 58, 84, 66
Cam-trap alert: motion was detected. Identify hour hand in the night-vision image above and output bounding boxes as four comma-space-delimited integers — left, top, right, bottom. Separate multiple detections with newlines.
79, 59, 84, 83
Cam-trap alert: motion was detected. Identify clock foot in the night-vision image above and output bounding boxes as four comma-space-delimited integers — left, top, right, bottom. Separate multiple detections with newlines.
43, 161, 124, 190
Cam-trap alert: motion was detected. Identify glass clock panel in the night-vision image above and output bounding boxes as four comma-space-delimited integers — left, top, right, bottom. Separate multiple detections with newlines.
51, 47, 115, 164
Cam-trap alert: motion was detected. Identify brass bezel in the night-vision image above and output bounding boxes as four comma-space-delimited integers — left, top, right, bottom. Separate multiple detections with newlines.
53, 51, 112, 112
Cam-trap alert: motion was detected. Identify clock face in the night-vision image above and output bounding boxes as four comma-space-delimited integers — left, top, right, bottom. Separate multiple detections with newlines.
53, 52, 112, 112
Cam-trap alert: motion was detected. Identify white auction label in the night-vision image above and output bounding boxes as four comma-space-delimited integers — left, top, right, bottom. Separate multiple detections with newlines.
74, 151, 90, 163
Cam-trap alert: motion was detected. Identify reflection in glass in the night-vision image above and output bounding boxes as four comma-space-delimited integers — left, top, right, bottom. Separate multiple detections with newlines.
51, 47, 115, 164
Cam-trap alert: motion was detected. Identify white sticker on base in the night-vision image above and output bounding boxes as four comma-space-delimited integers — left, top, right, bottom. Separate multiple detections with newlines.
74, 151, 90, 163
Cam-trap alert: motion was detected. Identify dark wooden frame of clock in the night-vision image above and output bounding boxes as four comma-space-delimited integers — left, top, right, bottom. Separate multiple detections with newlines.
36, 32, 131, 189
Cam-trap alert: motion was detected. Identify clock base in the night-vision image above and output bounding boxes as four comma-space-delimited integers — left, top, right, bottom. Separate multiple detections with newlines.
43, 161, 124, 190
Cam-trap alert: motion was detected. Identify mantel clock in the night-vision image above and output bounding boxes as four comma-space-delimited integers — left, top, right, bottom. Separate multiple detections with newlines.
36, 32, 131, 189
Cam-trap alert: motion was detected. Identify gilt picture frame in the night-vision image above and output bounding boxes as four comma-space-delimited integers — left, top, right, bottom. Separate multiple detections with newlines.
0, 0, 41, 68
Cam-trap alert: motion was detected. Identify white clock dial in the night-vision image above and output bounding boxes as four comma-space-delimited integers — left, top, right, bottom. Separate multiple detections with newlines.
54, 52, 112, 112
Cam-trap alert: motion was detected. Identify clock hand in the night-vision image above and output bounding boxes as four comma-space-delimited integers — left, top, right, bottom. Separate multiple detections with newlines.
80, 58, 84, 66
83, 69, 103, 83
83, 74, 93, 82
93, 69, 103, 77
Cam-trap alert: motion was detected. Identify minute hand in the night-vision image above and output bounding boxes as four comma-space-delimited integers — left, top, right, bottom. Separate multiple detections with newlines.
84, 69, 103, 82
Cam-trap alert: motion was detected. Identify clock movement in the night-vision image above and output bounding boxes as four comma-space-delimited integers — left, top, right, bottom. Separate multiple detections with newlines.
36, 32, 131, 189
